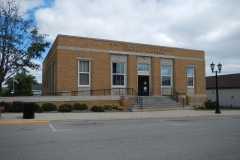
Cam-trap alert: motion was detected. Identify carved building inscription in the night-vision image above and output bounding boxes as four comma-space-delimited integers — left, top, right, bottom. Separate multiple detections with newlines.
110, 42, 174, 55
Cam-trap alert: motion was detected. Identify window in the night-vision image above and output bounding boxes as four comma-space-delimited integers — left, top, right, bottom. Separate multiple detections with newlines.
79, 60, 90, 86
187, 67, 194, 87
138, 64, 150, 72
112, 62, 125, 86
161, 65, 172, 86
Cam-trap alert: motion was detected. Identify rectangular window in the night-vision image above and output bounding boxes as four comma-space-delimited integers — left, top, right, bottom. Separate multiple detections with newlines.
138, 64, 150, 72
79, 60, 90, 86
112, 62, 125, 86
161, 65, 172, 86
187, 66, 194, 87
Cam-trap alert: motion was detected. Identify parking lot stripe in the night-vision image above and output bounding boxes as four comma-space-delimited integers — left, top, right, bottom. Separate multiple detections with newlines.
49, 124, 72, 132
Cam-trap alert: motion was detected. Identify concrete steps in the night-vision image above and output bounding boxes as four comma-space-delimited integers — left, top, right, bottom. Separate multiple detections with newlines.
129, 96, 183, 111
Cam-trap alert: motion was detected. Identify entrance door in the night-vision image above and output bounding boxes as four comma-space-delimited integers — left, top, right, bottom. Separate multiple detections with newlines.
138, 76, 149, 96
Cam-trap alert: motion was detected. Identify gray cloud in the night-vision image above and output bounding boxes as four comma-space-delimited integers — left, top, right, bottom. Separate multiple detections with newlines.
33, 0, 240, 77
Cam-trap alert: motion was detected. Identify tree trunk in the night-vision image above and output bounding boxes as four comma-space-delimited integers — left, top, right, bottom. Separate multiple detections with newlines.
0, 81, 2, 96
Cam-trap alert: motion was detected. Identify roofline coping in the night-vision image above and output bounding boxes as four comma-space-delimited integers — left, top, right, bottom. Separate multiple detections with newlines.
206, 73, 240, 78
207, 87, 240, 89
57, 34, 205, 53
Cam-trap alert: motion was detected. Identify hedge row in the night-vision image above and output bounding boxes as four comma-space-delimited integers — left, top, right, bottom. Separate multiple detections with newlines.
193, 100, 217, 110
0, 101, 124, 113
91, 104, 124, 112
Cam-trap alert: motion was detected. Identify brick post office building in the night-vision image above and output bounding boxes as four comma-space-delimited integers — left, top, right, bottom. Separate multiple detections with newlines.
42, 34, 206, 105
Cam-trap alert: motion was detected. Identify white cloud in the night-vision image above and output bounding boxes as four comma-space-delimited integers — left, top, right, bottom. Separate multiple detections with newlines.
16, 0, 45, 19
1, 0, 44, 18
21, 0, 45, 11
33, 0, 240, 77
27, 59, 43, 83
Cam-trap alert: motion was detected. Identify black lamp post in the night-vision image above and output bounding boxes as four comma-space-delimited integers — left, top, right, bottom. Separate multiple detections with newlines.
210, 62, 222, 114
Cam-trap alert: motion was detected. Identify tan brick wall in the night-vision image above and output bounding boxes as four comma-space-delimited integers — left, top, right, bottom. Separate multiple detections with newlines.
42, 50, 57, 94
55, 50, 111, 93
189, 97, 207, 104
173, 48, 204, 59
56, 35, 204, 59
127, 55, 137, 92
58, 35, 111, 50
56, 50, 77, 92
173, 59, 187, 94
194, 60, 206, 94
120, 96, 136, 108
91, 53, 111, 90
173, 59, 205, 95
151, 57, 160, 95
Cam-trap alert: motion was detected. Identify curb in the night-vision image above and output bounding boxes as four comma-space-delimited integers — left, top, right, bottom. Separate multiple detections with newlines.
131, 107, 193, 112
47, 115, 226, 123
0, 120, 50, 125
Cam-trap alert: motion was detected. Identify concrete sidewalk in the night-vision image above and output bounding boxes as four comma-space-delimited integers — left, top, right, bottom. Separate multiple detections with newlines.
1, 109, 240, 125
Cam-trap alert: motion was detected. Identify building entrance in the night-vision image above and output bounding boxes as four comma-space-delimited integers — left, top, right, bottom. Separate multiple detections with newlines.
138, 76, 149, 96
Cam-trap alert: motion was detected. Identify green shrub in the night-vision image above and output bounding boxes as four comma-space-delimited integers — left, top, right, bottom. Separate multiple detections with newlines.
112, 103, 120, 109
193, 105, 207, 110
0, 101, 11, 112
116, 106, 124, 110
73, 103, 88, 110
58, 104, 73, 112
36, 106, 44, 113
9, 101, 23, 112
103, 104, 113, 110
204, 100, 216, 109
34, 103, 42, 113
42, 103, 57, 111
34, 104, 40, 111
91, 106, 104, 112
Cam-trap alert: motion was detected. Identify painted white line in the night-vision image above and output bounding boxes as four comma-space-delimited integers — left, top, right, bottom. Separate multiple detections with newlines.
49, 124, 72, 132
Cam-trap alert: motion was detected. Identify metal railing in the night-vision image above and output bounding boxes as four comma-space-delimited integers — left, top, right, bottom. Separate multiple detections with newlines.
137, 96, 143, 110
171, 91, 186, 108
39, 88, 136, 97
133, 90, 143, 110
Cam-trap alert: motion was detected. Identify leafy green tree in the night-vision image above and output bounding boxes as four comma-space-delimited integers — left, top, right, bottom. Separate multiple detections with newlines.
4, 73, 37, 95
0, 0, 50, 94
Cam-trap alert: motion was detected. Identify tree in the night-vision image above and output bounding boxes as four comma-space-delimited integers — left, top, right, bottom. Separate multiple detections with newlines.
0, 0, 50, 94
4, 72, 38, 95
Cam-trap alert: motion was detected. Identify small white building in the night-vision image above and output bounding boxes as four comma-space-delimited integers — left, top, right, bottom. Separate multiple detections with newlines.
206, 73, 240, 107
32, 84, 42, 95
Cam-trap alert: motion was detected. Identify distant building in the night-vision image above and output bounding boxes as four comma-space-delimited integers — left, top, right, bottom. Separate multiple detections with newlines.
32, 84, 42, 95
42, 34, 206, 104
206, 73, 240, 107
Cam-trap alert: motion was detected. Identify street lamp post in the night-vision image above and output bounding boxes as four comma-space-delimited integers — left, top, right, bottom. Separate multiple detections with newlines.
210, 62, 222, 114
11, 76, 19, 94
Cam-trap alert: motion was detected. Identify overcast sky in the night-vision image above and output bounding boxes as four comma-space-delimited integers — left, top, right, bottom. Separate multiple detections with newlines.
22, 0, 240, 82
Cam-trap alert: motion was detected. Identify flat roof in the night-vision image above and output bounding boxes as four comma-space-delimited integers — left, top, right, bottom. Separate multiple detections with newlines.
57, 34, 204, 52
206, 73, 240, 89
